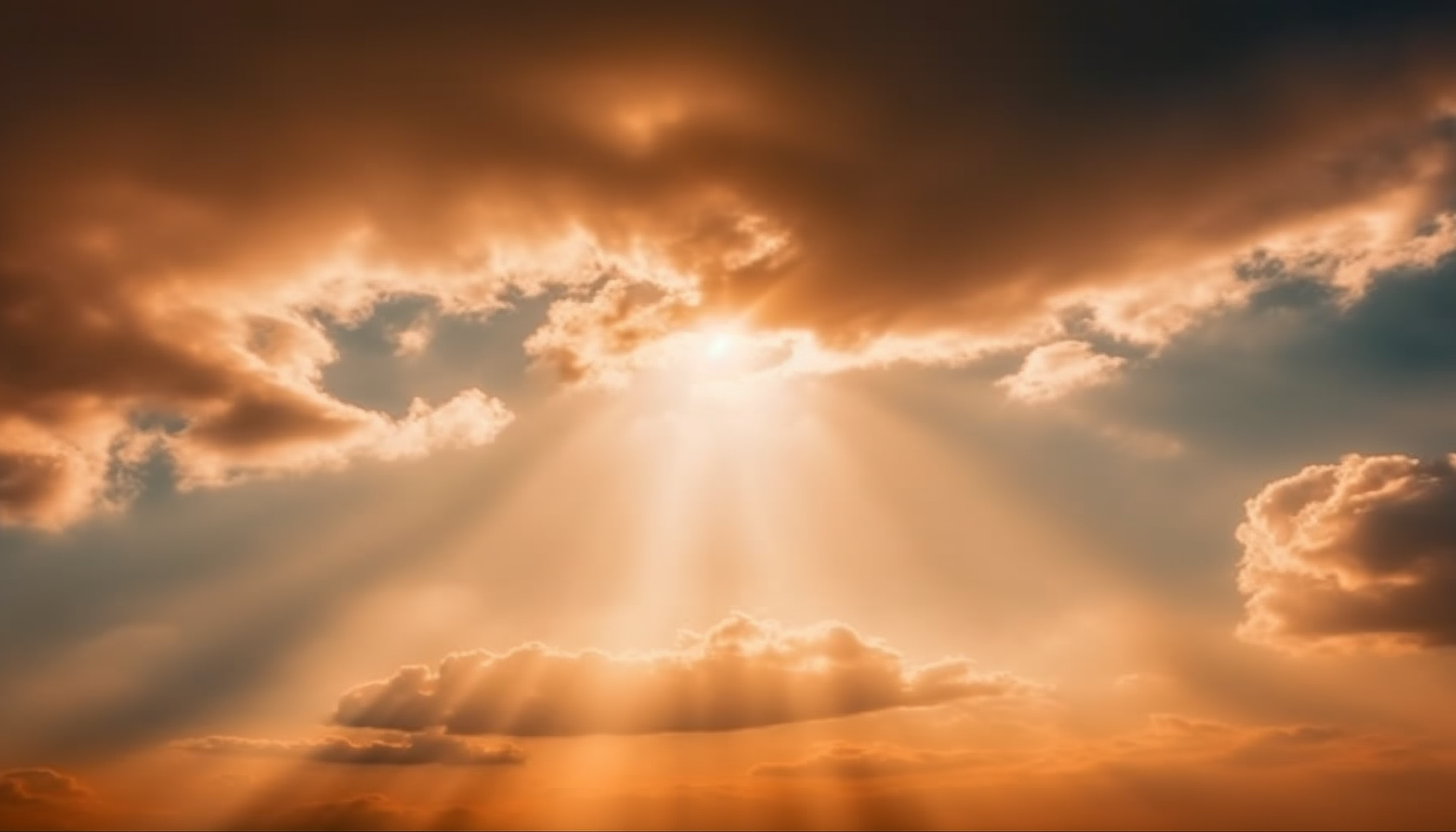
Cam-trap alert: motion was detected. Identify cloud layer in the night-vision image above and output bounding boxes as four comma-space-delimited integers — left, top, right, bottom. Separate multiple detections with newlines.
333, 613, 1030, 736
175, 733, 525, 767
1237, 453, 1456, 650
0, 768, 89, 806
5, 5, 1456, 526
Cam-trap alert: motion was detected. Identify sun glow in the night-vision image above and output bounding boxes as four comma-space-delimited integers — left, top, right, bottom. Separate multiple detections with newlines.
676, 325, 793, 409
707, 331, 735, 360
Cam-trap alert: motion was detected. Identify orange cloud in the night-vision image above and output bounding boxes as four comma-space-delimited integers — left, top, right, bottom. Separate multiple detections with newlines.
333, 613, 1034, 736
752, 714, 1425, 785
0, 767, 96, 831
1097, 712, 1446, 773
388, 315, 435, 358
5, 6, 1456, 527
0, 768, 89, 807
996, 340, 1126, 404
260, 793, 412, 832
1237, 453, 1456, 651
741, 713, 1429, 790
168, 389, 513, 489
0, 297, 514, 528
175, 733, 525, 767
231, 793, 488, 832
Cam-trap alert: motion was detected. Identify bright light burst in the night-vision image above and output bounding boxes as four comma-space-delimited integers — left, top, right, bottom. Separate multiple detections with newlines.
707, 331, 735, 360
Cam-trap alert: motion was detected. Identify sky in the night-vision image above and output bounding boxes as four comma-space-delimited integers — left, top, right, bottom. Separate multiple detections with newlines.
3, 2, 1456, 829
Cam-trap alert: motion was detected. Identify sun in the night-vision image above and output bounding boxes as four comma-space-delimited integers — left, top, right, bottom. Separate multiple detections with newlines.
624, 319, 808, 412
627, 322, 784, 409
706, 331, 735, 360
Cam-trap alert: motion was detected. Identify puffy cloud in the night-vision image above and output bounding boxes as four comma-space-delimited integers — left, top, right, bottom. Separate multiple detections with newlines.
522, 272, 704, 385
175, 732, 524, 767
0, 290, 514, 527
750, 742, 993, 779
6, 5, 1456, 525
996, 341, 1126, 404
388, 315, 435, 358
1237, 453, 1456, 651
333, 613, 1033, 736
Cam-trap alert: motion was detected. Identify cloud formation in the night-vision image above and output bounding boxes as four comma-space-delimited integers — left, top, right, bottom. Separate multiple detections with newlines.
260, 794, 412, 832
0, 768, 89, 806
746, 714, 1411, 783
1118, 713, 1425, 770
231, 794, 488, 832
169, 389, 513, 490
5, 5, 1456, 525
997, 341, 1126, 404
1237, 453, 1456, 650
175, 733, 525, 767
333, 613, 1031, 736
0, 767, 97, 831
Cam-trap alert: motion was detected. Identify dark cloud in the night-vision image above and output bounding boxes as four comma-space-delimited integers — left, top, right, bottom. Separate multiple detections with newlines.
0, 768, 89, 807
242, 794, 411, 832
226, 793, 490, 832
1238, 453, 1456, 650
333, 613, 1031, 736
175, 733, 524, 767
1222, 724, 1356, 766
0, 768, 94, 832
0, 451, 87, 529
5, 3, 1456, 524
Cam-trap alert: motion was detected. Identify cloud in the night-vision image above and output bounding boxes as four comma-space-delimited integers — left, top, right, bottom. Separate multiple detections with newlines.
1236, 453, 1456, 651
5, 6, 1456, 525
232, 794, 488, 832
1131, 713, 1420, 769
0, 768, 97, 831
168, 389, 514, 489
0, 420, 130, 530
1221, 724, 1357, 766
175, 732, 525, 767
750, 742, 994, 779
0, 768, 89, 806
264, 794, 412, 832
747, 715, 1408, 782
522, 272, 704, 385
997, 341, 1126, 404
0, 298, 514, 528
333, 613, 1033, 736
389, 315, 435, 358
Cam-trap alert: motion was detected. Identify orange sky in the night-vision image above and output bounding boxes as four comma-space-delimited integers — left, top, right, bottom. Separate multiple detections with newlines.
4, 3, 1456, 830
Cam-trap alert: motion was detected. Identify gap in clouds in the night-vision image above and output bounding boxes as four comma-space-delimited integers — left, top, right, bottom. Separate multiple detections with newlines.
1104, 254, 1456, 471
320, 292, 558, 416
